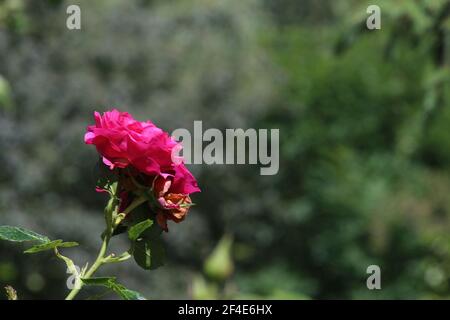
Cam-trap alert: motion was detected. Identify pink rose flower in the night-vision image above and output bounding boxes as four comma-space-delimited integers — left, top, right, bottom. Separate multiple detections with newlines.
85, 109, 200, 231
85, 109, 172, 174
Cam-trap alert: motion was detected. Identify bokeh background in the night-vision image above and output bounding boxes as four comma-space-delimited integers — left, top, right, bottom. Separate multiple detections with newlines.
1, 0, 450, 299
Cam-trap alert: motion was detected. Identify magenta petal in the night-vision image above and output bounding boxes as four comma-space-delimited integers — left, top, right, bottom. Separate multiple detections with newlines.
85, 109, 200, 196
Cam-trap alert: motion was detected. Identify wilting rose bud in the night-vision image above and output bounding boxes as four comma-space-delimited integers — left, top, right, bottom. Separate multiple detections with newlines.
153, 175, 193, 231
156, 193, 193, 232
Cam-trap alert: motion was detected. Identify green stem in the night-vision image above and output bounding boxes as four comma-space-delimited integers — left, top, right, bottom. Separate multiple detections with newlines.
65, 233, 110, 300
64, 195, 144, 300
113, 195, 147, 227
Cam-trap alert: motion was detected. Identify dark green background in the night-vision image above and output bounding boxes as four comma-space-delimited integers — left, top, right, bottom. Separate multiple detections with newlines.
1, 0, 449, 299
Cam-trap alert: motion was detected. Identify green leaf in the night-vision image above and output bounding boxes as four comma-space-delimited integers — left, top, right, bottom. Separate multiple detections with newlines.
125, 206, 164, 270
127, 205, 163, 240
24, 240, 79, 254
113, 285, 146, 300
140, 221, 163, 240
24, 240, 62, 253
0, 226, 50, 244
81, 277, 146, 300
81, 277, 115, 286
128, 219, 153, 241
58, 241, 79, 248
132, 238, 165, 270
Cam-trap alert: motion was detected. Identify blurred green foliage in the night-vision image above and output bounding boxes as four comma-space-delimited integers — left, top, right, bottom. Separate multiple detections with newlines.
1, 0, 450, 299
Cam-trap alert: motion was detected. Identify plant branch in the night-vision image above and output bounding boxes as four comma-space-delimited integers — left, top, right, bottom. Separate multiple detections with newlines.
65, 193, 145, 300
